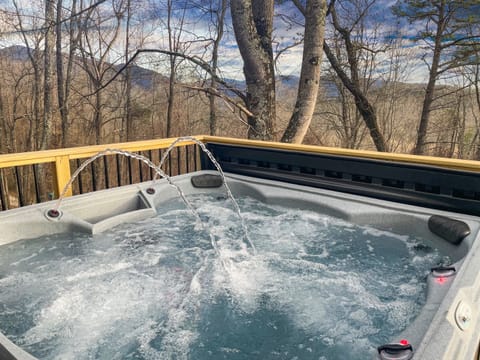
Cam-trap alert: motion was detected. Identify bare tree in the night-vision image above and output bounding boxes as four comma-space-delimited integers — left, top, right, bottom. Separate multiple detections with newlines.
77, 0, 125, 144
455, 46, 480, 159
56, 0, 81, 147
41, 0, 56, 151
122, 0, 133, 141
11, 0, 44, 151
323, 0, 387, 151
230, 0, 275, 140
205, 0, 227, 136
280, 0, 328, 144
160, 0, 190, 137
375, 29, 418, 152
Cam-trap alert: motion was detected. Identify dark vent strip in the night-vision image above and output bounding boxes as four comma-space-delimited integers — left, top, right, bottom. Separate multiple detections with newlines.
415, 183, 441, 194
325, 170, 342, 179
428, 215, 471, 245
300, 167, 316, 175
277, 164, 292, 171
352, 174, 372, 183
202, 143, 480, 216
382, 179, 405, 189
452, 189, 480, 200
257, 161, 270, 168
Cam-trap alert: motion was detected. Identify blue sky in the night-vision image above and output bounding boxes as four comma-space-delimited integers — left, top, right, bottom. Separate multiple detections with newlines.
0, 0, 477, 84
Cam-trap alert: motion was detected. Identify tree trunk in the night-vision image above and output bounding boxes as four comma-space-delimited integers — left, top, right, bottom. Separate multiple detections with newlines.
323, 41, 387, 152
208, 0, 227, 136
166, 0, 177, 138
32, 49, 41, 150
123, 0, 133, 141
56, 0, 68, 147
42, 0, 55, 150
61, 0, 78, 147
94, 86, 102, 145
166, 68, 175, 138
12, 0, 41, 151
412, 2, 447, 155
413, 42, 443, 154
230, 0, 275, 140
0, 87, 7, 154
474, 64, 480, 160
208, 83, 217, 136
281, 0, 327, 143
324, 3, 387, 152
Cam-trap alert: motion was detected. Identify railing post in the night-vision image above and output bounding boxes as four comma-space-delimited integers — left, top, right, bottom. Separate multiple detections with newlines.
55, 155, 72, 198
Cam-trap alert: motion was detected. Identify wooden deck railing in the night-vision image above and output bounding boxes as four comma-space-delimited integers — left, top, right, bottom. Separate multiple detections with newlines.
0, 137, 203, 210
1, 135, 480, 211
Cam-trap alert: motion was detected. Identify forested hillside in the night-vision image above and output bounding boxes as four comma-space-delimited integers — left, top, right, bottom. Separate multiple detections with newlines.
0, 0, 479, 159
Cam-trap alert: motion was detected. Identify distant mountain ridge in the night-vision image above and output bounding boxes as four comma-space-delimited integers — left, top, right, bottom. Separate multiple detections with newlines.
0, 45, 423, 101
0, 45, 167, 90
0, 45, 33, 61
0, 46, 309, 94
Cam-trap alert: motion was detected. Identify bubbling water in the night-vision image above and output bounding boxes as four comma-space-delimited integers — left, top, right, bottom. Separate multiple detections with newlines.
152, 136, 255, 254
51, 137, 255, 256
49, 149, 231, 264
0, 194, 449, 360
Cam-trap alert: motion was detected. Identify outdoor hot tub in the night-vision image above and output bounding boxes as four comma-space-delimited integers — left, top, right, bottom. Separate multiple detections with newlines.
0, 167, 480, 360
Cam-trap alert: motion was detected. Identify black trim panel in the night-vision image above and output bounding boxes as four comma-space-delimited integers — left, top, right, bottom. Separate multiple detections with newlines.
201, 143, 480, 216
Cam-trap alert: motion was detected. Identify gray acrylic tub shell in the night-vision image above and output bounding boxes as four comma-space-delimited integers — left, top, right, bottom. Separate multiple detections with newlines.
0, 170, 479, 359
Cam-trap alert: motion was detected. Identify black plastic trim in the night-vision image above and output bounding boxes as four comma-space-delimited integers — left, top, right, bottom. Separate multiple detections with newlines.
201, 143, 480, 216
430, 266, 456, 277
428, 215, 471, 245
377, 343, 414, 360
191, 173, 223, 188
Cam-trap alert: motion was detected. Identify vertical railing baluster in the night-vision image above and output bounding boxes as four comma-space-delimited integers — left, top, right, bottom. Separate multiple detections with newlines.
194, 144, 198, 170
148, 150, 153, 180
14, 166, 24, 207
54, 156, 73, 198
69, 160, 78, 195
168, 151, 173, 177
116, 154, 122, 187
139, 153, 144, 182
158, 149, 163, 175
103, 156, 110, 189
177, 147, 181, 175
76, 159, 84, 194
32, 164, 41, 203
91, 162, 97, 191
128, 157, 133, 184
185, 146, 190, 173
0, 169, 7, 210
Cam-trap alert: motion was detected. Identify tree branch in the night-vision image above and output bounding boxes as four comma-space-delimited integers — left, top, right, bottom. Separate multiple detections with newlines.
178, 83, 253, 117
274, 39, 303, 66
1, 0, 108, 35
97, 49, 246, 102
179, 84, 261, 135
291, 0, 306, 15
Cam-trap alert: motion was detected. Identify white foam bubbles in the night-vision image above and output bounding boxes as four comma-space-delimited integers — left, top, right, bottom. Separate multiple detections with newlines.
0, 193, 448, 359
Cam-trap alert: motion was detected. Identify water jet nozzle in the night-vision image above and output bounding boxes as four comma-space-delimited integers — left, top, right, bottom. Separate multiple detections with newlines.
146, 188, 156, 195
46, 209, 61, 219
